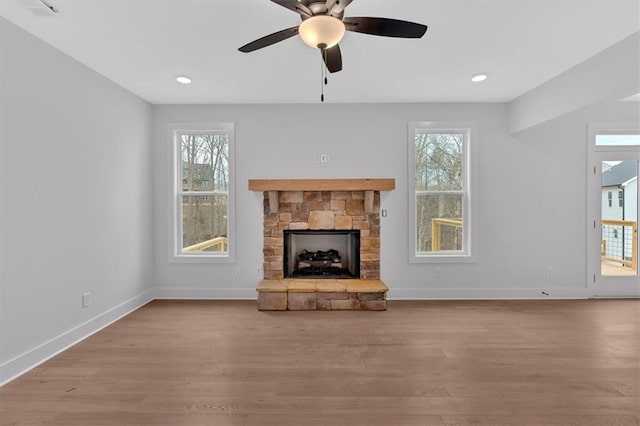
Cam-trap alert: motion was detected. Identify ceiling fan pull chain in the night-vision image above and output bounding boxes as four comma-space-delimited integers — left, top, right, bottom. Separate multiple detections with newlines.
323, 48, 328, 86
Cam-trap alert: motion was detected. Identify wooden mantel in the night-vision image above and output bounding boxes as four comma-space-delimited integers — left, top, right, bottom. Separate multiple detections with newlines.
248, 178, 395, 192
248, 178, 395, 213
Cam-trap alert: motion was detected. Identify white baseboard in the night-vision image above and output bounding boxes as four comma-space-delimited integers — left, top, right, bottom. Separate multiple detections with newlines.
155, 286, 257, 300
388, 286, 592, 300
156, 286, 593, 300
0, 288, 156, 386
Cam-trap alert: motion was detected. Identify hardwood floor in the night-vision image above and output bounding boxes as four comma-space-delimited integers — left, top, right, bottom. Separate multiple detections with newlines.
1, 299, 639, 425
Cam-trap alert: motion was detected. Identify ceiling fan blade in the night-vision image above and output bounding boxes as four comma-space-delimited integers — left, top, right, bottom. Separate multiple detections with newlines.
329, 0, 353, 16
322, 44, 342, 73
343, 17, 428, 38
271, 0, 312, 17
238, 26, 300, 53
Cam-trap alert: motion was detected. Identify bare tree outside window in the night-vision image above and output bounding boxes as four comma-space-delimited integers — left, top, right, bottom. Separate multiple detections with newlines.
179, 132, 229, 253
414, 132, 464, 253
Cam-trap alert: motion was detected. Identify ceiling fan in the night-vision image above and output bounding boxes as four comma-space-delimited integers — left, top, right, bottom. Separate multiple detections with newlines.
238, 0, 428, 73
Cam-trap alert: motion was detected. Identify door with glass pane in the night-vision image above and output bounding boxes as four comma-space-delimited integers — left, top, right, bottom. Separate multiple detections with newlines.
588, 130, 640, 297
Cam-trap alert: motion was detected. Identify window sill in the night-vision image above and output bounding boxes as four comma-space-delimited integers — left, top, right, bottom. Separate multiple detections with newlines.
410, 254, 477, 264
170, 254, 235, 264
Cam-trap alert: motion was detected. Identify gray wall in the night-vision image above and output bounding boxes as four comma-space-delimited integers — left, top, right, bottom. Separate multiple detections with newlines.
0, 19, 155, 383
152, 101, 639, 299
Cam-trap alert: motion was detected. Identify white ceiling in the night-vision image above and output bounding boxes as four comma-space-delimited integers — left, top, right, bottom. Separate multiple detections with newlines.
1, 0, 639, 104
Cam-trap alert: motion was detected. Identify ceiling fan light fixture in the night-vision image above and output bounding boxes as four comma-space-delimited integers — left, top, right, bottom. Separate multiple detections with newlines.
299, 15, 346, 49
176, 75, 192, 84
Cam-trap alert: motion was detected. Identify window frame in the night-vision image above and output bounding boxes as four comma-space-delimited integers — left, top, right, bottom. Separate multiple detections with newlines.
408, 121, 476, 263
591, 123, 640, 152
168, 123, 235, 263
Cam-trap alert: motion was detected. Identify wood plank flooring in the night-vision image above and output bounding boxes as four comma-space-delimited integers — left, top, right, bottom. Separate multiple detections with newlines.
1, 299, 639, 425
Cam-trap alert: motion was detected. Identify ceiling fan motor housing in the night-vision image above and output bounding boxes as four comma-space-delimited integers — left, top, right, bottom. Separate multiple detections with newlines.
302, 1, 345, 19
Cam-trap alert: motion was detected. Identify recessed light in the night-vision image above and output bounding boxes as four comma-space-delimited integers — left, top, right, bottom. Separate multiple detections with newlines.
471, 74, 488, 83
176, 76, 192, 84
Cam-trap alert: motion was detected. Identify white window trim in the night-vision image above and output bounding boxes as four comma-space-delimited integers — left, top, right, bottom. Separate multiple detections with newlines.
408, 121, 477, 263
168, 123, 235, 263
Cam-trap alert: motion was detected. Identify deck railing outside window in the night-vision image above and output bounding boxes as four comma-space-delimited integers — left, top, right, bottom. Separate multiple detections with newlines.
183, 237, 228, 253
431, 218, 463, 252
601, 219, 638, 273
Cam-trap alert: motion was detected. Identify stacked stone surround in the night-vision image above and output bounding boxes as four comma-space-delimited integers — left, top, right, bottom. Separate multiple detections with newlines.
262, 190, 381, 280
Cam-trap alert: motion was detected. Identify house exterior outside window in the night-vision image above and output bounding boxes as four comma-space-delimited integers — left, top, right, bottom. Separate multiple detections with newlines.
170, 123, 235, 262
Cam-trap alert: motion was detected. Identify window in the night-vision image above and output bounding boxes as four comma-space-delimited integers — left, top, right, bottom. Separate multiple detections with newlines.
171, 123, 234, 262
595, 134, 640, 146
618, 190, 624, 207
608, 191, 612, 207
409, 122, 474, 262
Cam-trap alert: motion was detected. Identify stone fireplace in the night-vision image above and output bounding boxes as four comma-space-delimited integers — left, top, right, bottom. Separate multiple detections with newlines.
249, 179, 394, 311
262, 189, 381, 280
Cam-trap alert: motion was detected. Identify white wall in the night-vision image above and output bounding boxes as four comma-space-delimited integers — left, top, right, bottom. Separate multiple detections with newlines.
0, 19, 154, 383
153, 101, 639, 300
520, 100, 640, 288
509, 31, 640, 134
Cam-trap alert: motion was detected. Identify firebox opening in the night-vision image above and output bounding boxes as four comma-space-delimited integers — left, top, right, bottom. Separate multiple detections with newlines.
283, 230, 360, 279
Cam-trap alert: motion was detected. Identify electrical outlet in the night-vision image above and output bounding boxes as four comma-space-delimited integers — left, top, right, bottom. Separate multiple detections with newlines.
234, 268, 241, 279
436, 267, 443, 279
82, 292, 91, 308
319, 154, 330, 163
545, 266, 553, 278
